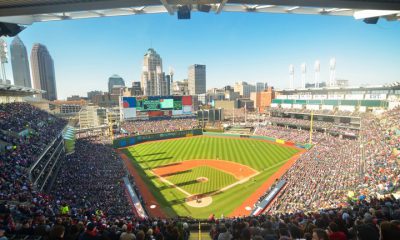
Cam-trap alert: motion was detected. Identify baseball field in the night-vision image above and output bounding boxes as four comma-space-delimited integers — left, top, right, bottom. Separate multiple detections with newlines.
121, 135, 301, 219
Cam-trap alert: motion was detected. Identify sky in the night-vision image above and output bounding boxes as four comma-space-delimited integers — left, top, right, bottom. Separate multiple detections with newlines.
3, 11, 400, 100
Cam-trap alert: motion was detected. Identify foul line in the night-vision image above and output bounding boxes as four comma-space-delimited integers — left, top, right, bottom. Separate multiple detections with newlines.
151, 170, 192, 197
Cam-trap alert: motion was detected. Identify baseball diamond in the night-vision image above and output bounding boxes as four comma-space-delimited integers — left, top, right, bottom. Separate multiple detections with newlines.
122, 135, 301, 218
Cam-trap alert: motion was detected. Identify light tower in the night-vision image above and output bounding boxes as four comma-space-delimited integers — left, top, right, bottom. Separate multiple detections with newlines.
169, 66, 174, 83
301, 63, 306, 89
0, 38, 8, 84
169, 66, 174, 96
289, 64, 294, 89
329, 58, 336, 87
314, 60, 320, 88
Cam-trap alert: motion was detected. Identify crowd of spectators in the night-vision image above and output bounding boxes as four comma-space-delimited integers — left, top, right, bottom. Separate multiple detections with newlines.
1, 102, 400, 240
2, 196, 400, 240
121, 118, 199, 135
253, 107, 400, 215
269, 108, 363, 117
254, 125, 325, 143
262, 117, 359, 135
50, 137, 134, 217
0, 103, 67, 202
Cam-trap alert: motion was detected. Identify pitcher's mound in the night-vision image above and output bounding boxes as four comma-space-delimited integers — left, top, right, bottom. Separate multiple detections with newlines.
186, 196, 212, 208
196, 177, 208, 183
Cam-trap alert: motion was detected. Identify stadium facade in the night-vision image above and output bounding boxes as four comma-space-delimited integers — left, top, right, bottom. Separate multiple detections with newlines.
272, 83, 400, 112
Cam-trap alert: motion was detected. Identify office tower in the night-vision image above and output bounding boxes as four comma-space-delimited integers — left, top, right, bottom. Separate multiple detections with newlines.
141, 48, 168, 96
87, 90, 103, 101
234, 81, 255, 98
172, 79, 189, 95
31, 43, 57, 100
165, 74, 172, 96
188, 64, 206, 95
108, 74, 125, 93
131, 81, 143, 96
256, 82, 265, 92
10, 36, 31, 87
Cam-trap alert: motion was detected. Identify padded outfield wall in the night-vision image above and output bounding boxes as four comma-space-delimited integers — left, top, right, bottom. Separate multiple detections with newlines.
202, 132, 313, 150
113, 129, 203, 148
113, 130, 313, 149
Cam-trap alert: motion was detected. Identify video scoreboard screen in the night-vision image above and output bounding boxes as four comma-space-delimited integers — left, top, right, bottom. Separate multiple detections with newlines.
120, 96, 193, 120
135, 96, 186, 111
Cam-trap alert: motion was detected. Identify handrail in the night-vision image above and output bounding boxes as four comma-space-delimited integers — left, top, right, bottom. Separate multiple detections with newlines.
32, 139, 63, 186
29, 131, 63, 173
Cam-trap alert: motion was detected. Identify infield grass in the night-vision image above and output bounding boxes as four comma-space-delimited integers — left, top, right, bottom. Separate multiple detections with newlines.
166, 166, 237, 195
124, 136, 299, 218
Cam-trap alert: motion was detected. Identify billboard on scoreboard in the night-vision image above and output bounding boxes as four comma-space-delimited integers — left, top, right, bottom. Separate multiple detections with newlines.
120, 96, 193, 120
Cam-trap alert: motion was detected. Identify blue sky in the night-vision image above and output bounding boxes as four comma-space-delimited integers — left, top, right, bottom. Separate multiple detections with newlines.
4, 12, 400, 99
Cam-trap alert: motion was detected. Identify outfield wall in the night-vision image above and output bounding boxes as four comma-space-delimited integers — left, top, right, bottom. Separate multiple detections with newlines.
113, 129, 203, 148
202, 132, 312, 150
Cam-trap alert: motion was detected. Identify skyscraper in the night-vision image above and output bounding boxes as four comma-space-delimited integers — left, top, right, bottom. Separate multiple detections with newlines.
141, 48, 168, 96
131, 81, 143, 96
108, 74, 125, 93
165, 74, 172, 96
188, 64, 206, 95
10, 36, 32, 88
31, 43, 57, 100
256, 82, 265, 92
234, 81, 255, 98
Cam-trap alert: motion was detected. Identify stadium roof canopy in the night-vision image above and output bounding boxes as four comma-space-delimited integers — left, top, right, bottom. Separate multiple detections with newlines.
0, 83, 44, 96
0, 0, 399, 25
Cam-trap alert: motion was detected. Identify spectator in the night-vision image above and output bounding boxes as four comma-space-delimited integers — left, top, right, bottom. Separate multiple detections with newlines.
312, 228, 329, 240
120, 224, 135, 240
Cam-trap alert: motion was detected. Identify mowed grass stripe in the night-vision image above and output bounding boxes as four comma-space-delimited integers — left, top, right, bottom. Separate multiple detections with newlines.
167, 166, 236, 195
126, 136, 300, 218
130, 137, 299, 171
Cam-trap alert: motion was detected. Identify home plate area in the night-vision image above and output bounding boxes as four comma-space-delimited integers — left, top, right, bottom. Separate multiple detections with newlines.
151, 159, 259, 208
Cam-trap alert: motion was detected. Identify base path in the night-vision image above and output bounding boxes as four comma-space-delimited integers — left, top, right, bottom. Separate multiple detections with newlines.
117, 150, 167, 218
153, 159, 258, 180
229, 149, 306, 217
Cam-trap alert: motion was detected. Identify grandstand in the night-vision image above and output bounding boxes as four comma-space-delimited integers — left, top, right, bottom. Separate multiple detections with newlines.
272, 82, 400, 112
2, 1, 400, 240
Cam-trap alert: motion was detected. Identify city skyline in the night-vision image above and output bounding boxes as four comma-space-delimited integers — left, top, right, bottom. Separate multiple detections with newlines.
2, 12, 400, 99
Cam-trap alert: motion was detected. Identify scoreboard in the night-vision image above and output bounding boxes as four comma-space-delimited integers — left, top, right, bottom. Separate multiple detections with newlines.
120, 96, 193, 120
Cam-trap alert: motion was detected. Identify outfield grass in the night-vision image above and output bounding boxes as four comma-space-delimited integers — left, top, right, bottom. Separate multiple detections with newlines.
124, 136, 299, 218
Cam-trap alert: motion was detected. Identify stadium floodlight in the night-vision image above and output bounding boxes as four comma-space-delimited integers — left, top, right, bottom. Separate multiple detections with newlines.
329, 58, 336, 87
301, 63, 306, 89
289, 64, 294, 89
198, 4, 211, 13
314, 60, 320, 88
363, 17, 379, 24
178, 5, 191, 19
